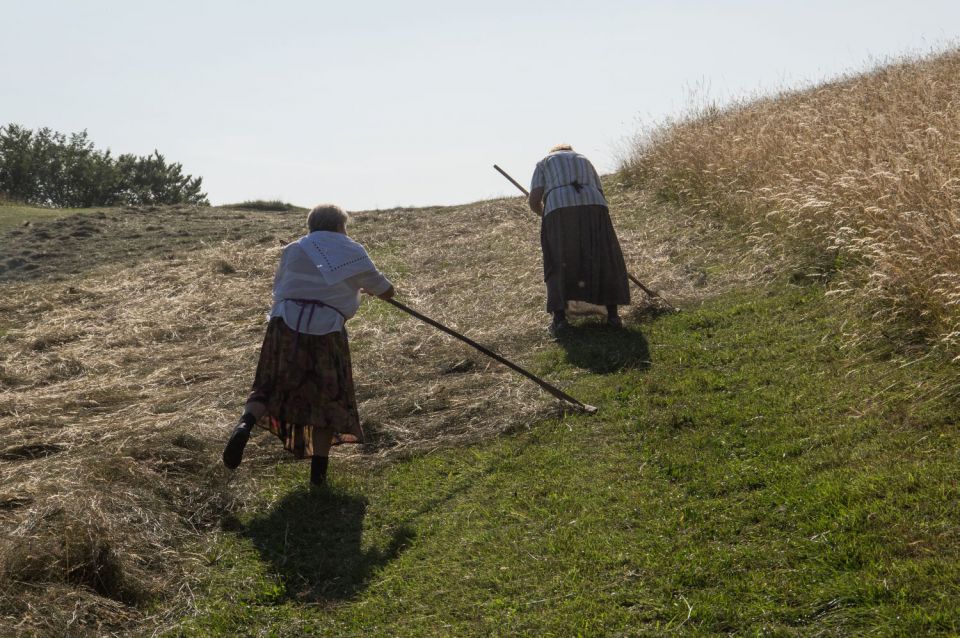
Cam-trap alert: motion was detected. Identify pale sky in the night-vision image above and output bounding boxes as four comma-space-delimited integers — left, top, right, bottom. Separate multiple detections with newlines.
2, 1, 958, 210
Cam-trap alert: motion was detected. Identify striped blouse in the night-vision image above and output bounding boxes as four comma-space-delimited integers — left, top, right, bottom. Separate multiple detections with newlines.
530, 151, 607, 215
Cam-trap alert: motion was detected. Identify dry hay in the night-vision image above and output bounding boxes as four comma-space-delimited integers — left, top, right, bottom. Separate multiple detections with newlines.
0, 187, 757, 635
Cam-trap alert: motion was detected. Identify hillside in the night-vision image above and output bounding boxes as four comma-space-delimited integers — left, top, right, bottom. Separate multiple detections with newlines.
2, 51, 960, 637
2, 185, 957, 636
0, 189, 742, 634
624, 48, 960, 364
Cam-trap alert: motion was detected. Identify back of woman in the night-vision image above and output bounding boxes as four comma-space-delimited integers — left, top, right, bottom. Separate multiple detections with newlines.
221, 204, 395, 488
531, 149, 607, 216
528, 144, 630, 334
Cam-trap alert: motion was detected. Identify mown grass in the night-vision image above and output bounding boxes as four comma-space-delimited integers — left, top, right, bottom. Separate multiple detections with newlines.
177, 283, 959, 636
1, 193, 687, 634
0, 202, 109, 229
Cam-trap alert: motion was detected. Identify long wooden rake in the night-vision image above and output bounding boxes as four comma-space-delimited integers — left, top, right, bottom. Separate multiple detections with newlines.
384, 297, 598, 414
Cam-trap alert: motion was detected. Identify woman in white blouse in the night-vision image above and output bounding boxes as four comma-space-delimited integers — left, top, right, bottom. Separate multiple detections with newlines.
222, 204, 394, 487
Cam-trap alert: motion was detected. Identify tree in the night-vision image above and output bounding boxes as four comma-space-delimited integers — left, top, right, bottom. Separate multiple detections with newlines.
0, 124, 209, 207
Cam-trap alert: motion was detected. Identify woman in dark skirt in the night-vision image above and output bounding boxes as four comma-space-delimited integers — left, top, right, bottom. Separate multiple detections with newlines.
222, 204, 394, 486
528, 144, 630, 336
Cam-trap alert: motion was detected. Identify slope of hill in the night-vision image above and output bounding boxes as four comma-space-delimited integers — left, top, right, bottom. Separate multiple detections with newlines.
0, 187, 744, 634
2, 51, 960, 636
1, 185, 957, 636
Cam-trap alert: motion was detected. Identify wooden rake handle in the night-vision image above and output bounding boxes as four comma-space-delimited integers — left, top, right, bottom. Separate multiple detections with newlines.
383, 297, 597, 414
494, 164, 529, 197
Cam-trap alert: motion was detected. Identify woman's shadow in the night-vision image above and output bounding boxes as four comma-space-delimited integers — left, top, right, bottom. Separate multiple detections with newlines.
240, 487, 414, 602
556, 317, 652, 374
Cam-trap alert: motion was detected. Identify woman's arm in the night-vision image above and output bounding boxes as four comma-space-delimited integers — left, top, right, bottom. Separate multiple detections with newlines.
366, 284, 395, 300
271, 247, 291, 301
350, 269, 396, 300
589, 162, 605, 198
528, 187, 545, 217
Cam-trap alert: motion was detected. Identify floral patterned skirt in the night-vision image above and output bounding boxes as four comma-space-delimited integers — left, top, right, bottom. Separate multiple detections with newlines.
248, 317, 364, 458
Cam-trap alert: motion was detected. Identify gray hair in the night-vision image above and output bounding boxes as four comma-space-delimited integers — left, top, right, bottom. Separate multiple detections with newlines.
307, 204, 349, 232
549, 143, 573, 153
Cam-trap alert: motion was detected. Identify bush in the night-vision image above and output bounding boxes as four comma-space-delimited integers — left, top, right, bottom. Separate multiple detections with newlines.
0, 124, 208, 207
227, 199, 302, 212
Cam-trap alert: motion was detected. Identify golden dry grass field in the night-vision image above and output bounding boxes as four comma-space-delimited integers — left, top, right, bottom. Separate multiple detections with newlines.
624, 49, 960, 362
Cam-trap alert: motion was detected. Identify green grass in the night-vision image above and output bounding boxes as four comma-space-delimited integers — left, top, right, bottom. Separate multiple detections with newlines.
0, 202, 102, 229
176, 284, 959, 636
0, 201, 122, 233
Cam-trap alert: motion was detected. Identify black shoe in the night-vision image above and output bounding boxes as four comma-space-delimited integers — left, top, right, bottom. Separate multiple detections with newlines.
222, 425, 251, 469
548, 318, 570, 338
606, 315, 623, 328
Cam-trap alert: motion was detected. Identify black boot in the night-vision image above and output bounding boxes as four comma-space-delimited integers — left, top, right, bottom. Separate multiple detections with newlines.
606, 305, 622, 328
222, 412, 256, 469
549, 310, 569, 337
310, 456, 329, 486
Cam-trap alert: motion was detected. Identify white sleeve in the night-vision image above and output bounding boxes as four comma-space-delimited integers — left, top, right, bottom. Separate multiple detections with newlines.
271, 248, 290, 302
344, 268, 392, 296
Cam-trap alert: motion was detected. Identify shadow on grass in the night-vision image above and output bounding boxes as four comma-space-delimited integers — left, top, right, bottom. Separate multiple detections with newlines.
556, 321, 652, 374
242, 487, 414, 603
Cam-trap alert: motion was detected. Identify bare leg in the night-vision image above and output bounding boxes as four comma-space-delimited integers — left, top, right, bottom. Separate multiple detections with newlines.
242, 400, 267, 421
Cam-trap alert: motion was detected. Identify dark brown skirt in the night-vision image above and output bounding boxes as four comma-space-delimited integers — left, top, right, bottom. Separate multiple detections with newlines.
247, 317, 364, 458
540, 204, 631, 312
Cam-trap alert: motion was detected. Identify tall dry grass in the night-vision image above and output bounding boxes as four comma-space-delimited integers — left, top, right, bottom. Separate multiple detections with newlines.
624, 49, 960, 359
